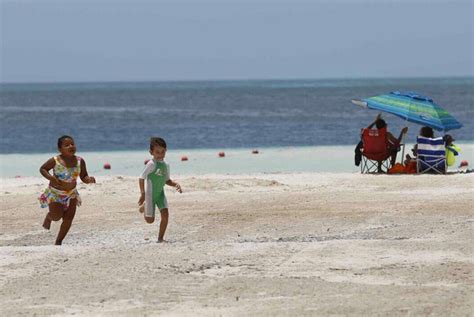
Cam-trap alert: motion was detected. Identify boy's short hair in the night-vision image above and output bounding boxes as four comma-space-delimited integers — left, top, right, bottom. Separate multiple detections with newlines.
375, 119, 387, 129
150, 137, 167, 151
58, 135, 74, 148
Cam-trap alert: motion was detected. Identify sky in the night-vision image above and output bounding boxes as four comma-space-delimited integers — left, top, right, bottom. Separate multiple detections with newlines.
0, 0, 472, 83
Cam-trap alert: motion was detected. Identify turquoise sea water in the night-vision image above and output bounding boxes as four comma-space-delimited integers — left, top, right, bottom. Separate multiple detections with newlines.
1, 144, 473, 178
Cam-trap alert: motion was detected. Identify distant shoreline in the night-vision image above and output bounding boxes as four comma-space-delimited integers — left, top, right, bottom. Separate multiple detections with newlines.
2, 144, 473, 178
1, 141, 473, 156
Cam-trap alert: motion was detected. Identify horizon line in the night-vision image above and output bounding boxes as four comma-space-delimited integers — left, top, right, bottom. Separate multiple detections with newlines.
1, 75, 473, 86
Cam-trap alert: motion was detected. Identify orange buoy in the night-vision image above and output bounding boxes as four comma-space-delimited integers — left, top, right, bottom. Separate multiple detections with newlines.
144, 159, 150, 165
218, 152, 225, 157
252, 149, 259, 154
103, 163, 111, 170
181, 156, 188, 161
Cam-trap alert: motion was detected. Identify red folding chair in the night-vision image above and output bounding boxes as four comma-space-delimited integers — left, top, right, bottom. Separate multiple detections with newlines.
360, 127, 392, 173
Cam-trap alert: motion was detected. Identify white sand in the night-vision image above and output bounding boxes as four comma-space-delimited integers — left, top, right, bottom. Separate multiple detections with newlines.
0, 173, 473, 316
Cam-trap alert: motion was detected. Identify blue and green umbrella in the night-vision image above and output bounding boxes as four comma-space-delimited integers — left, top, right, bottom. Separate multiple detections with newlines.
352, 91, 463, 131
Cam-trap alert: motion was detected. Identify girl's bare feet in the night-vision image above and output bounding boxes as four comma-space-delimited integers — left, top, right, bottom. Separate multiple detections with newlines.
43, 217, 52, 230
157, 239, 168, 243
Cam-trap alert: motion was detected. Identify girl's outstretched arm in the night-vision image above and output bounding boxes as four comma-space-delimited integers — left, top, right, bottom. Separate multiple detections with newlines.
80, 159, 96, 184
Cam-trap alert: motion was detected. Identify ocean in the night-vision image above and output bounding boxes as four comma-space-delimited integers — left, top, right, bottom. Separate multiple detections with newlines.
1, 78, 472, 154
0, 78, 473, 177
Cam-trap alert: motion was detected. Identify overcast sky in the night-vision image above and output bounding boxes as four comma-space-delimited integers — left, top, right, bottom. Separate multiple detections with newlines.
1, 0, 472, 83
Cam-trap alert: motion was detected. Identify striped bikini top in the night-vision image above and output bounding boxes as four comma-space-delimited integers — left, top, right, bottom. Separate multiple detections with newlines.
53, 156, 81, 182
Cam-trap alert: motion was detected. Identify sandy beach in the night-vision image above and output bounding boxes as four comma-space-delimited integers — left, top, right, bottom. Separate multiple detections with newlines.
0, 172, 473, 316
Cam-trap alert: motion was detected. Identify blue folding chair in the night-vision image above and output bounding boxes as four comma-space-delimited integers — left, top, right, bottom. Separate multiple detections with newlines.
416, 136, 446, 174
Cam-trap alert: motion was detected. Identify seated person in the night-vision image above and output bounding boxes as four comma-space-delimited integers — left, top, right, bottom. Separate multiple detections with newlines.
405, 126, 453, 173
405, 126, 434, 164
444, 134, 460, 167
355, 113, 408, 170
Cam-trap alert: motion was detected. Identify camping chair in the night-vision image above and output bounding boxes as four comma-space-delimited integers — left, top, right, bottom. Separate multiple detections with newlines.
416, 136, 446, 174
360, 127, 392, 173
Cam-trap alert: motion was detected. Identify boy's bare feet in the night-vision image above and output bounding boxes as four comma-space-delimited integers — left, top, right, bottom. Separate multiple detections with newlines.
157, 239, 168, 243
42, 217, 52, 230
138, 204, 145, 213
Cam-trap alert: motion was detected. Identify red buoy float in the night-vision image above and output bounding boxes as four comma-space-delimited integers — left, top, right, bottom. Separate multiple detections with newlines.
181, 156, 188, 161
252, 149, 259, 154
103, 163, 111, 170
218, 152, 225, 157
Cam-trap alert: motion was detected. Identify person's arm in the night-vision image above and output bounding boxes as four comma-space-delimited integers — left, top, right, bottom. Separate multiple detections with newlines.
138, 179, 146, 205
446, 144, 460, 156
138, 161, 153, 205
166, 179, 182, 193
39, 157, 57, 182
397, 127, 408, 142
79, 159, 96, 184
387, 132, 399, 145
164, 163, 182, 193
412, 144, 418, 157
367, 113, 382, 129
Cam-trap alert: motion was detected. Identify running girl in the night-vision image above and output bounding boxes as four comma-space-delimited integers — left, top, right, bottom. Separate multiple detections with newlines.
39, 135, 96, 245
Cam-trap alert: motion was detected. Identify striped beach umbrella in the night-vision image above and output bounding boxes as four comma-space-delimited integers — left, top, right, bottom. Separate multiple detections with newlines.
351, 91, 463, 131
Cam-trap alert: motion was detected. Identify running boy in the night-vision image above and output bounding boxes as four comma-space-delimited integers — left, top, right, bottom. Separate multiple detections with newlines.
138, 137, 182, 242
